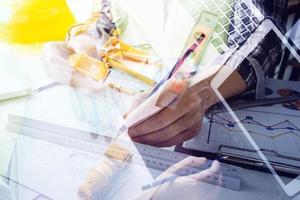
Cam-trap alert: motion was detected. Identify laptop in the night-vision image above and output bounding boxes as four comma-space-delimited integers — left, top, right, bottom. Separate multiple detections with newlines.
182, 0, 265, 48
173, 0, 265, 65
184, 19, 300, 197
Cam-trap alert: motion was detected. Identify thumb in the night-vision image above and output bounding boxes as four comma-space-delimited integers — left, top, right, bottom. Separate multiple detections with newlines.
155, 77, 190, 109
122, 76, 178, 120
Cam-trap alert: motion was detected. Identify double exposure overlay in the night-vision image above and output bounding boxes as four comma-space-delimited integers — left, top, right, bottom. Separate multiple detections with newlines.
0, 0, 299, 199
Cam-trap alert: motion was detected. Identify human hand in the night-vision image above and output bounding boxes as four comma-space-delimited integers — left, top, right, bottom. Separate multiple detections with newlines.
42, 40, 105, 92
78, 143, 132, 200
126, 71, 219, 147
130, 156, 221, 200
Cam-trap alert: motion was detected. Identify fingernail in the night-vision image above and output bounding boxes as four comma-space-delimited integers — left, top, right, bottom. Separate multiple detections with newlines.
188, 156, 206, 163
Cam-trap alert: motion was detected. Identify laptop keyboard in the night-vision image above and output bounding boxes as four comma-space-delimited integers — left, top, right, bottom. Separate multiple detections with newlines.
181, 0, 261, 54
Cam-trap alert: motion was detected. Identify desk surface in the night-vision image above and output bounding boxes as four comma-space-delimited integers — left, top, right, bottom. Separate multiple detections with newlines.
0, 80, 299, 200
0, 0, 300, 199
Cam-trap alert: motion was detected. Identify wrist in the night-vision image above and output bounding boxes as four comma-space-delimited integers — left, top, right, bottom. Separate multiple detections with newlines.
191, 75, 219, 112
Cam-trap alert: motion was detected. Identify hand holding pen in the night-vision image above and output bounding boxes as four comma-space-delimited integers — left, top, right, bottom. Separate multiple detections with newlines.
124, 33, 224, 147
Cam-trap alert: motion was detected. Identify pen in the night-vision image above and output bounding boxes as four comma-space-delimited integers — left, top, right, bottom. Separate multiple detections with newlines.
119, 33, 206, 135
141, 174, 178, 191
148, 33, 206, 97
0, 82, 59, 102
168, 33, 206, 79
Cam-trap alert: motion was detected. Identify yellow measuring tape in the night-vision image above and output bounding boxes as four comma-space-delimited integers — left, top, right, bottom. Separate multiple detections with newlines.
69, 37, 156, 86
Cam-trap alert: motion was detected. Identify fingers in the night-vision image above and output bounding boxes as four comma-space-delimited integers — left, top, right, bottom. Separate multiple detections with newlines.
131, 109, 203, 146
164, 156, 207, 176
67, 34, 98, 57
43, 41, 101, 91
156, 156, 207, 186
155, 78, 189, 109
129, 92, 203, 137
42, 42, 75, 83
70, 72, 105, 92
157, 158, 220, 189
155, 123, 202, 147
188, 160, 220, 181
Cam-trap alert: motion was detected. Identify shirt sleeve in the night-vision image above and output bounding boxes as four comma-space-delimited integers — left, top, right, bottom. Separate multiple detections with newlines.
236, 30, 283, 90
232, 0, 288, 92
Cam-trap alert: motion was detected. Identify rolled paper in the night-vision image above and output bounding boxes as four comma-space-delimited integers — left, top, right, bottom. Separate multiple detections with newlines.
78, 159, 115, 200
78, 143, 132, 199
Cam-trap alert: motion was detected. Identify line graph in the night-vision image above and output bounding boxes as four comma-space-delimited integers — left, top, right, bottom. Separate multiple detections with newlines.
208, 113, 300, 140
204, 108, 300, 166
183, 81, 300, 177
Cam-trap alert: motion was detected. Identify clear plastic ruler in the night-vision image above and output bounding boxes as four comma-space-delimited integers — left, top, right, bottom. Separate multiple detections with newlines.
6, 114, 242, 191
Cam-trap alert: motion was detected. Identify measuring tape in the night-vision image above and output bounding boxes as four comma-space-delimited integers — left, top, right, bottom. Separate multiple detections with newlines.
6, 114, 242, 191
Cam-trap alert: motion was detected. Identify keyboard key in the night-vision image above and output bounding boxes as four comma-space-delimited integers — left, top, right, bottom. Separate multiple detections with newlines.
217, 47, 225, 54
233, 5, 242, 14
227, 0, 234, 6
234, 17, 242, 25
211, 38, 223, 47
215, 0, 224, 4
253, 17, 260, 24
216, 24, 224, 33
246, 9, 253, 17
220, 16, 229, 25
239, 24, 247, 33
237, 9, 246, 18
229, 35, 236, 43
230, 15, 234, 23
233, 35, 244, 45
228, 39, 236, 48
228, 23, 235, 32
228, 30, 235, 36
232, 14, 240, 24
220, 32, 228, 43
242, 16, 251, 25
220, 3, 230, 12
224, 21, 230, 28
215, 8, 222, 14
242, 31, 251, 39
226, 10, 233, 18
247, 23, 256, 32
241, 2, 248, 10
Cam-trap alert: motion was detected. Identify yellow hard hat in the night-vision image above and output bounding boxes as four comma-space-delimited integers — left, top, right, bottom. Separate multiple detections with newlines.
0, 0, 76, 44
